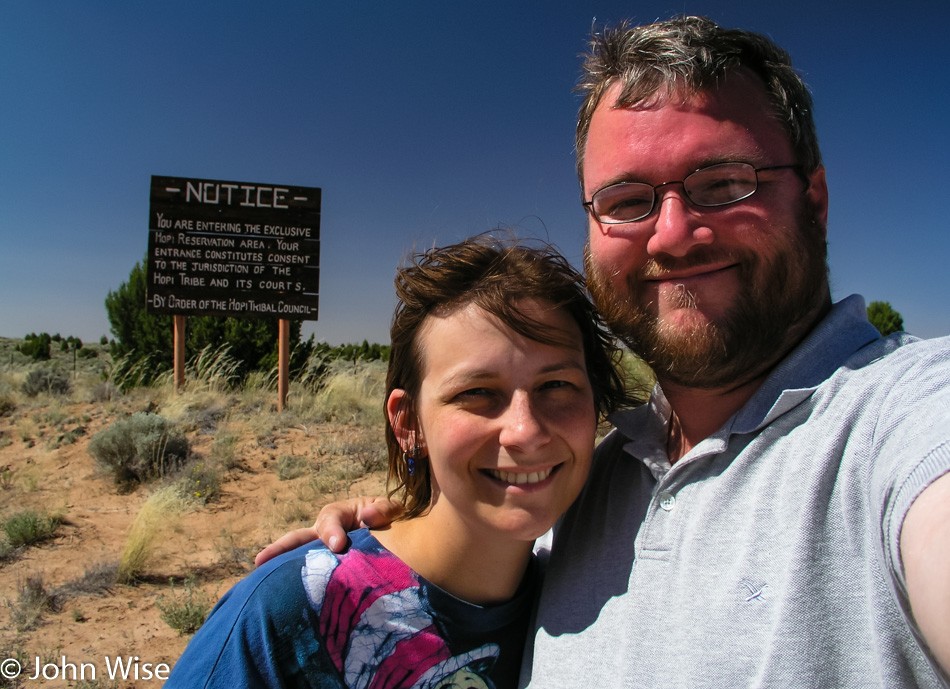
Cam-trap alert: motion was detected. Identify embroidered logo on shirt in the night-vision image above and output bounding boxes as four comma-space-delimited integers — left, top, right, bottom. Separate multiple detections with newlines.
740, 579, 769, 603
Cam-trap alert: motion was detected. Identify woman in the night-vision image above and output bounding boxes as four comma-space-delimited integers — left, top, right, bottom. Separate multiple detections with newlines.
165, 235, 633, 688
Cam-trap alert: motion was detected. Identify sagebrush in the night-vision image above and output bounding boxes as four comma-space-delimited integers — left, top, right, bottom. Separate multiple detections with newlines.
2, 509, 61, 547
21, 368, 71, 397
87, 412, 189, 488
155, 575, 212, 635
7, 574, 59, 632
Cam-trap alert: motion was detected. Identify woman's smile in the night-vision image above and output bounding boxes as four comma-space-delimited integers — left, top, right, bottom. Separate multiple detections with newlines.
484, 464, 558, 486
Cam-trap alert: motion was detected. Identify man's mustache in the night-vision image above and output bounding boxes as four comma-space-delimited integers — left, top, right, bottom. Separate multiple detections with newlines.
639, 249, 747, 280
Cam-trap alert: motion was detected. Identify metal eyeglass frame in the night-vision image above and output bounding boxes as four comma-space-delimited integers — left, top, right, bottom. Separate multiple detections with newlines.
583, 162, 805, 224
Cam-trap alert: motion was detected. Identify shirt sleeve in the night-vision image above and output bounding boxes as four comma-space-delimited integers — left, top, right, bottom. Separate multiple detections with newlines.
872, 343, 950, 593
164, 549, 341, 688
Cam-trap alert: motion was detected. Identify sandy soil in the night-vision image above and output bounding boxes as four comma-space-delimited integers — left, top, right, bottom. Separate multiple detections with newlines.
0, 393, 386, 688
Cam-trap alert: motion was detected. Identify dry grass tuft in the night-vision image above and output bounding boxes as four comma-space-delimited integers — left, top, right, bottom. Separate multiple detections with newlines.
118, 487, 193, 583
295, 359, 386, 425
214, 528, 256, 573
58, 560, 120, 597
7, 573, 60, 631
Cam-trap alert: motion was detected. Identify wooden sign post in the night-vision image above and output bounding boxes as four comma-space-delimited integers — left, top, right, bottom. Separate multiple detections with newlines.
278, 319, 290, 411
173, 315, 186, 392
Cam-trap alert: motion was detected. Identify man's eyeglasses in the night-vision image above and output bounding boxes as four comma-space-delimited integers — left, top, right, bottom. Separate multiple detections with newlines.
583, 162, 803, 224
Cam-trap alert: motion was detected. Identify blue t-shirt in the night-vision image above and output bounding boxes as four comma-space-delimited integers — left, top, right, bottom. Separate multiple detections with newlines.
166, 529, 535, 688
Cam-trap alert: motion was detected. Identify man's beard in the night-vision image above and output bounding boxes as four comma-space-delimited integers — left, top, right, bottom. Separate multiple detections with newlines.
585, 205, 830, 390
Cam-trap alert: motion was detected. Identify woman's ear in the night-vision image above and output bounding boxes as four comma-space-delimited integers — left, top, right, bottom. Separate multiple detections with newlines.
387, 389, 418, 452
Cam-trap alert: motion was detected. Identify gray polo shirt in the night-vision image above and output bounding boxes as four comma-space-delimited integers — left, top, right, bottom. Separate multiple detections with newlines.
523, 295, 950, 688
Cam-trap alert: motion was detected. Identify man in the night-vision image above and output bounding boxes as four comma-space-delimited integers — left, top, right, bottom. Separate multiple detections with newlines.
520, 15, 950, 687
259, 16, 950, 687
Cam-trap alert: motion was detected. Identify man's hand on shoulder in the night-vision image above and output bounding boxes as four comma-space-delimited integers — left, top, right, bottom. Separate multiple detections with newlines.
254, 496, 403, 566
901, 470, 950, 675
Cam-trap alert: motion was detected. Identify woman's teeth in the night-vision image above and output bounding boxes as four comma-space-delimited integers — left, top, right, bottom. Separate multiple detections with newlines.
489, 467, 553, 485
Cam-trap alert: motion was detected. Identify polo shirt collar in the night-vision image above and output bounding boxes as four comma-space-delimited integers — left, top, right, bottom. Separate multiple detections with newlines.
608, 295, 882, 473
733, 294, 881, 433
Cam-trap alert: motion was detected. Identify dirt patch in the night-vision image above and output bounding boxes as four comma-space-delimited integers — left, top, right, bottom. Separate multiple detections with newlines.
0, 391, 386, 688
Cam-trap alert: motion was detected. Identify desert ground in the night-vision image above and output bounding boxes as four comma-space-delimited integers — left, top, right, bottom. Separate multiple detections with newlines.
0, 338, 387, 688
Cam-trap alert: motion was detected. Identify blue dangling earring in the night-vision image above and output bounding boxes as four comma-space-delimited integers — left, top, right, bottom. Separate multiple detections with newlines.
405, 444, 424, 475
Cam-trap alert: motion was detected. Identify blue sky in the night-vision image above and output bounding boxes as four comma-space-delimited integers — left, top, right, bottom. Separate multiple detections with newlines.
2, 0, 948, 345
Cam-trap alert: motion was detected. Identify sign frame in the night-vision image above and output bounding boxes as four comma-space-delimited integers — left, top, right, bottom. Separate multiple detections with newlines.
146, 175, 321, 320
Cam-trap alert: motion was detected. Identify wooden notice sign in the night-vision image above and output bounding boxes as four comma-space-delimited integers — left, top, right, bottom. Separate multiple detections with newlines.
146, 175, 321, 320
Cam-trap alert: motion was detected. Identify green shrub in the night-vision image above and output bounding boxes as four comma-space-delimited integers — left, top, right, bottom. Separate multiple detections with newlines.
89, 382, 120, 403
77, 347, 98, 359
210, 428, 240, 469
156, 575, 212, 635
174, 461, 222, 504
21, 368, 71, 397
275, 454, 308, 481
17, 333, 52, 361
2, 509, 61, 547
50, 424, 86, 449
88, 412, 189, 488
